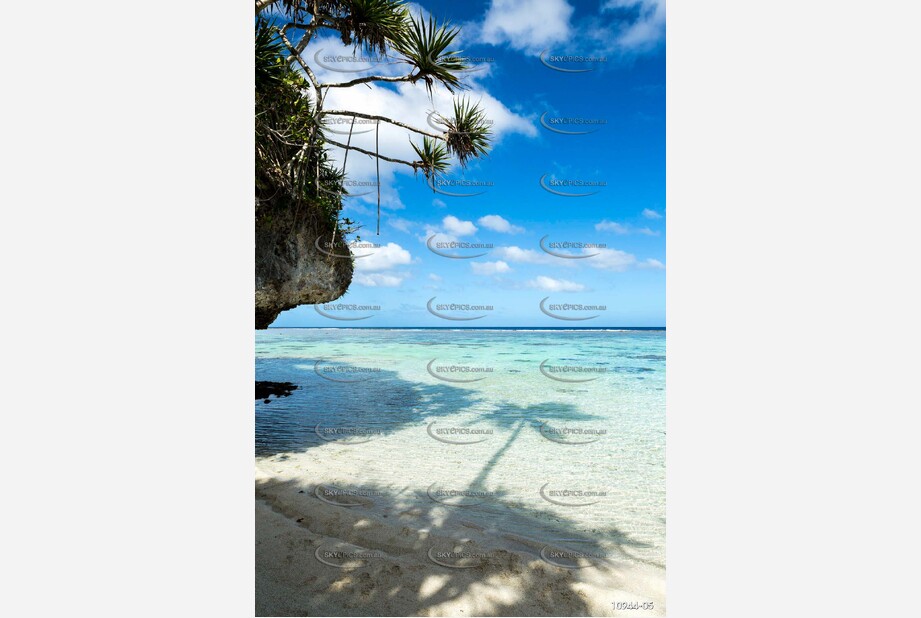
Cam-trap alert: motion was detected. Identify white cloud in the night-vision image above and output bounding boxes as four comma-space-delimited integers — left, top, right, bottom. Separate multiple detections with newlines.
420, 225, 457, 247
354, 242, 412, 273
595, 219, 660, 236
353, 272, 407, 287
603, 1, 666, 51
352, 240, 413, 286
527, 276, 585, 292
442, 215, 478, 237
478, 214, 524, 233
476, 0, 664, 57
432, 198, 447, 209
471, 260, 511, 275
493, 245, 556, 265
639, 258, 665, 269
642, 208, 662, 219
595, 220, 630, 234
428, 273, 442, 282
494, 244, 658, 273
479, 0, 574, 53
586, 248, 639, 272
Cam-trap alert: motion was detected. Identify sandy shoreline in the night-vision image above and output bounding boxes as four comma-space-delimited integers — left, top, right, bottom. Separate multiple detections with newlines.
256, 458, 664, 616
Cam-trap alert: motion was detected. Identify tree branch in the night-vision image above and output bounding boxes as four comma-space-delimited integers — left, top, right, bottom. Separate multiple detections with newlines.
281, 20, 340, 67
322, 73, 415, 89
321, 110, 444, 140
324, 138, 422, 170
281, 23, 313, 66
278, 27, 322, 98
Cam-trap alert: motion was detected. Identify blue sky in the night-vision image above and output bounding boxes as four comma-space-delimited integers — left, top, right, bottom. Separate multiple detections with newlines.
271, 0, 665, 327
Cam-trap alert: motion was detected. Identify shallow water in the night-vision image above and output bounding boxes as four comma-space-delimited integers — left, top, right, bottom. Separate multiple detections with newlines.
256, 328, 665, 567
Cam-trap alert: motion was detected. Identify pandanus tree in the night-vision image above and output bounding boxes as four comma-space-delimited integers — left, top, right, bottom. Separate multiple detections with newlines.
255, 0, 494, 235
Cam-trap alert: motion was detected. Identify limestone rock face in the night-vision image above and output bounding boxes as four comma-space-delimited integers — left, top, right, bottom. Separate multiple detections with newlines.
255, 205, 353, 329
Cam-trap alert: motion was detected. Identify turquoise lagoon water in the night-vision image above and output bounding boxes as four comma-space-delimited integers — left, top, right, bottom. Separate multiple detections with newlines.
256, 328, 665, 568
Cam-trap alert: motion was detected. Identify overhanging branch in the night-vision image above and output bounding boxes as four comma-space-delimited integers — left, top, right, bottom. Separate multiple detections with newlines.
321, 110, 443, 140
323, 73, 416, 89
324, 137, 422, 170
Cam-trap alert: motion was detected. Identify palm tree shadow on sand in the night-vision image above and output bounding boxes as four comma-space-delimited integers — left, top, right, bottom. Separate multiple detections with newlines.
256, 360, 664, 616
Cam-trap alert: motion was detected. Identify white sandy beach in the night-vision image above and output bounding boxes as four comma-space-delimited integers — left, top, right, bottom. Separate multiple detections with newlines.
256, 453, 665, 616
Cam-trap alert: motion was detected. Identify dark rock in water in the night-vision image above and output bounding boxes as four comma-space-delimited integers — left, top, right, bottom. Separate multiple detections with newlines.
256, 381, 298, 401
255, 200, 353, 329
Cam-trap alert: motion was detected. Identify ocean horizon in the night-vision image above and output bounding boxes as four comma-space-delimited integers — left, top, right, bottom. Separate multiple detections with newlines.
266, 326, 666, 330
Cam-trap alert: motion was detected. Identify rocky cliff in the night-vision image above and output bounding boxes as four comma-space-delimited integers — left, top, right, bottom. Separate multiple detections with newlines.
255, 200, 353, 329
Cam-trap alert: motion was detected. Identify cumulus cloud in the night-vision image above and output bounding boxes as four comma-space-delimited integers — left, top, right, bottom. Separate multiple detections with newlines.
354, 242, 412, 273
421, 215, 487, 246
586, 248, 640, 272
478, 214, 524, 233
421, 225, 456, 246
493, 245, 557, 265
474, 0, 664, 57
478, 0, 574, 53
595, 219, 660, 236
353, 272, 407, 287
602, 0, 666, 51
639, 258, 665, 269
471, 260, 511, 276
442, 215, 478, 237
494, 244, 659, 273
595, 220, 630, 234
642, 208, 662, 219
527, 276, 585, 292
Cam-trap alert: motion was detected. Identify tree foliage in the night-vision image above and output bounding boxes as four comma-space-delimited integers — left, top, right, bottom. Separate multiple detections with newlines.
256, 0, 494, 233
255, 18, 343, 229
